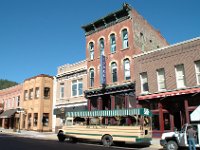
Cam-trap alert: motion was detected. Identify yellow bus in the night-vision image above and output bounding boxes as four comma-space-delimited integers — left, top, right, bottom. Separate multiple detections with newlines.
57, 108, 152, 147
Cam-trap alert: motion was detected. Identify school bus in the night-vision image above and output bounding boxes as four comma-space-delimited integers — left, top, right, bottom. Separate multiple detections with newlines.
57, 108, 152, 147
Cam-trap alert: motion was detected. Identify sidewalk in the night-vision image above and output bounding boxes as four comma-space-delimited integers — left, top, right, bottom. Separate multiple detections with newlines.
0, 128, 162, 149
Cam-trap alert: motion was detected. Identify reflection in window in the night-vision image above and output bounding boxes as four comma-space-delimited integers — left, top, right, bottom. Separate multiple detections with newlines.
111, 62, 117, 82
122, 29, 128, 49
35, 87, 40, 99
42, 113, 49, 127
34, 113, 38, 127
89, 42, 94, 60
124, 59, 131, 80
110, 34, 116, 53
89, 68, 94, 87
99, 38, 104, 56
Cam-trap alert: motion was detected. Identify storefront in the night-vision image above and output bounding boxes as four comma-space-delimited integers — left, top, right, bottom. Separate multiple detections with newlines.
138, 87, 200, 137
0, 109, 18, 129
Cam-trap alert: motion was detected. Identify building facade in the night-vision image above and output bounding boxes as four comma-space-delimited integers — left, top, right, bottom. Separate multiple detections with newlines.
134, 37, 200, 137
20, 74, 53, 132
53, 60, 87, 132
83, 3, 168, 123
0, 84, 22, 130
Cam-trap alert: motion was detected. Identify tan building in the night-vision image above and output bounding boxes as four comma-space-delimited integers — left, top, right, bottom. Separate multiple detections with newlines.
0, 84, 22, 130
20, 74, 53, 132
53, 60, 87, 132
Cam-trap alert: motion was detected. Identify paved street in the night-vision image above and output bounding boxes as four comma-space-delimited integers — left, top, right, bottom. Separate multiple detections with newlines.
0, 129, 163, 150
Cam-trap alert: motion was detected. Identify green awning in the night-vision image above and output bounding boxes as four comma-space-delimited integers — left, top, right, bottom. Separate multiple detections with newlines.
66, 108, 152, 117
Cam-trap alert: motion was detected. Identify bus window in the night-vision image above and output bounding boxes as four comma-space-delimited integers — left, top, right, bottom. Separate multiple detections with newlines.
90, 117, 100, 125
65, 118, 73, 126
73, 117, 86, 125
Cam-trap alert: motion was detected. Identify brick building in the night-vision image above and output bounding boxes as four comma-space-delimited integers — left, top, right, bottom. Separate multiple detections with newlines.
53, 60, 87, 132
83, 3, 168, 125
0, 84, 22, 129
134, 37, 200, 137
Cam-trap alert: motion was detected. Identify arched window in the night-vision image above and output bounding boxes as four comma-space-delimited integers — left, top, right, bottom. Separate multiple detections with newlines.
89, 68, 94, 87
110, 34, 116, 53
122, 29, 128, 49
89, 42, 94, 60
111, 62, 117, 82
124, 59, 131, 80
99, 38, 104, 56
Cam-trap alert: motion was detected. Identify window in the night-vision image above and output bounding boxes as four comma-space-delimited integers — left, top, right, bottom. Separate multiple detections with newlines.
195, 60, 200, 85
122, 29, 128, 49
111, 62, 117, 82
42, 113, 49, 127
89, 42, 94, 60
89, 68, 94, 87
28, 113, 32, 128
110, 34, 116, 53
124, 59, 131, 80
24, 90, 28, 100
140, 72, 149, 93
72, 79, 83, 96
44, 87, 50, 99
33, 113, 38, 127
60, 83, 64, 99
35, 87, 40, 99
175, 64, 186, 88
157, 68, 166, 91
29, 88, 33, 99
99, 38, 104, 56
16, 96, 20, 107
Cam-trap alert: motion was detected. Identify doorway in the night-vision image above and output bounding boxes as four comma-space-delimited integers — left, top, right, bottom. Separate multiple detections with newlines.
174, 112, 182, 130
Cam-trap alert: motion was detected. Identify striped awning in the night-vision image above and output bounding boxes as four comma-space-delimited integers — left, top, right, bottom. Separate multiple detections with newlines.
66, 108, 152, 117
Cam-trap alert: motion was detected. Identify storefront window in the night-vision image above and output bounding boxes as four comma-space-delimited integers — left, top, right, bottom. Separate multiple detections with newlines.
42, 113, 49, 127
33, 113, 38, 127
164, 113, 171, 130
152, 114, 160, 130
115, 95, 125, 109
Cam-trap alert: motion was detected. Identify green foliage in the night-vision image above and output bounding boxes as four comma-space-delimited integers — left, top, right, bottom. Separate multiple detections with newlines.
0, 79, 18, 90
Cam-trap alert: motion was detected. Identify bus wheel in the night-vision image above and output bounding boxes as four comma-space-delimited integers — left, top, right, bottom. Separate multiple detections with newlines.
166, 140, 178, 150
57, 131, 65, 142
102, 135, 113, 147
69, 137, 77, 143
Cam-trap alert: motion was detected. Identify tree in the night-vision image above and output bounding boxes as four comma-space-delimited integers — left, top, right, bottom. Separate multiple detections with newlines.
0, 79, 18, 90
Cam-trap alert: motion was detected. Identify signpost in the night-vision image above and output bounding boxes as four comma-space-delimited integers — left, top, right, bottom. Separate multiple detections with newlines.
16, 107, 25, 133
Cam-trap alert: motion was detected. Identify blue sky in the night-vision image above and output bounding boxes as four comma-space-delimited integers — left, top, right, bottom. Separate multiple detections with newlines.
0, 0, 200, 83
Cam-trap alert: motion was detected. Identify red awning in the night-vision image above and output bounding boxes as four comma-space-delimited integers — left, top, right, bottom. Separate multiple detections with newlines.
137, 87, 200, 100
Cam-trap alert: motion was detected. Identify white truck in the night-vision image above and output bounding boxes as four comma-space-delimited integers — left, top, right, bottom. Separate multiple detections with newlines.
160, 106, 200, 150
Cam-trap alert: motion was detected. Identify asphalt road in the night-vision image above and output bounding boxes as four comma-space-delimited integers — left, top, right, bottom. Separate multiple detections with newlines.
0, 134, 161, 150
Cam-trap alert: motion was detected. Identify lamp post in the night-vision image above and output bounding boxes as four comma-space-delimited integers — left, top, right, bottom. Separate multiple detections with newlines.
17, 107, 24, 133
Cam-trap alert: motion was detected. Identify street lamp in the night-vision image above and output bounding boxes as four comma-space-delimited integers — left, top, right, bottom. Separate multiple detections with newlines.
16, 107, 24, 133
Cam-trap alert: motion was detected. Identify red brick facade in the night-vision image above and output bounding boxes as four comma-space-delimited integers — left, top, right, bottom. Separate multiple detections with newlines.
134, 37, 200, 137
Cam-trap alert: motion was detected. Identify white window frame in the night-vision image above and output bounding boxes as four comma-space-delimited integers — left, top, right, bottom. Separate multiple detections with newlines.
89, 69, 94, 87
60, 84, 65, 99
89, 42, 94, 60
157, 68, 166, 91
110, 34, 116, 53
140, 72, 149, 94
124, 59, 131, 80
71, 79, 83, 97
175, 64, 186, 89
122, 29, 128, 49
195, 60, 200, 85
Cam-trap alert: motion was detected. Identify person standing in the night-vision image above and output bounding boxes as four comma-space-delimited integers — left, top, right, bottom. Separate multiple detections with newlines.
187, 125, 197, 150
